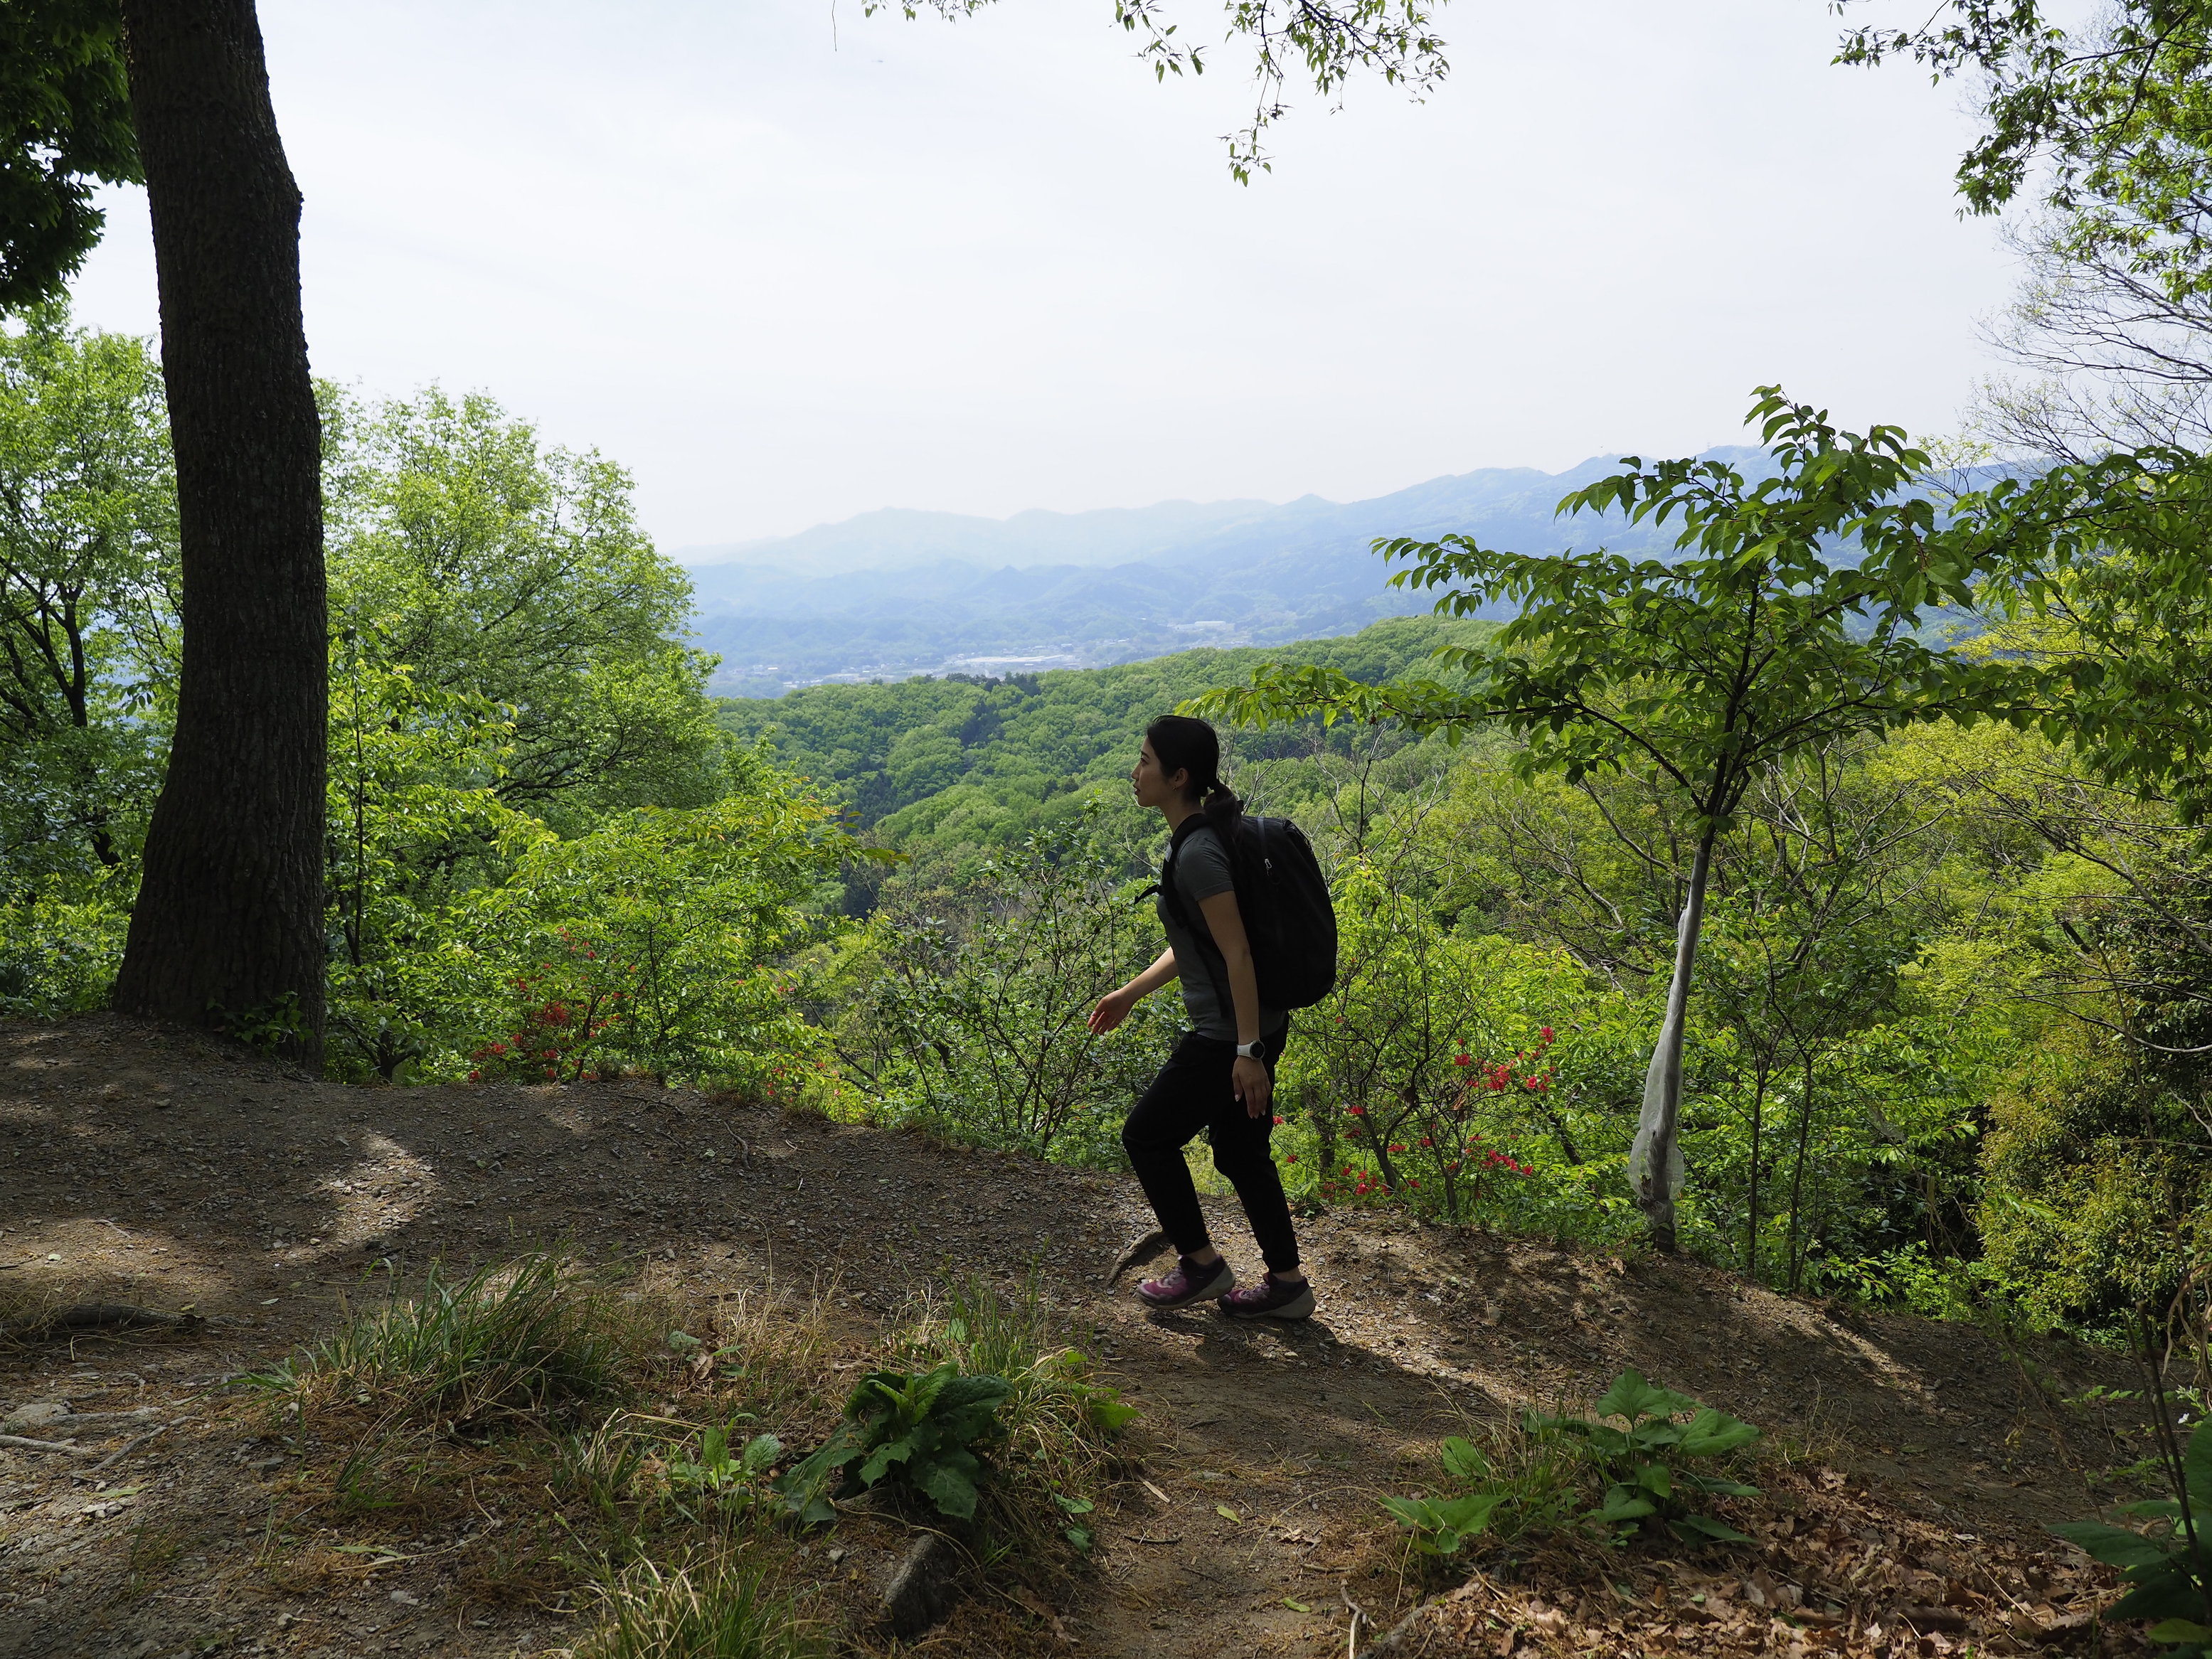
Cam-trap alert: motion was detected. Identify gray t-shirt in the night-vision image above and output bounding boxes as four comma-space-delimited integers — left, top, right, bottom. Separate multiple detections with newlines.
1158, 823, 1283, 1041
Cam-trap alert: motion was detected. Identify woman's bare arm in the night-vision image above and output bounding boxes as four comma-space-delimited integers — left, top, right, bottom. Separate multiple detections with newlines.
1088, 946, 1179, 1034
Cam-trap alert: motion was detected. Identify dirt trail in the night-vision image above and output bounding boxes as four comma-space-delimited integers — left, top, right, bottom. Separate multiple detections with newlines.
0, 1016, 2144, 1658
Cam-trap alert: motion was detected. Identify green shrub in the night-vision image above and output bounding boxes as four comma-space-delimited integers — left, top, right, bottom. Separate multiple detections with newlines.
666, 1424, 783, 1520
775, 1362, 1011, 1523
840, 816, 1176, 1165
893, 1270, 1137, 1559
2053, 1416, 2212, 1653
1382, 1370, 1761, 1556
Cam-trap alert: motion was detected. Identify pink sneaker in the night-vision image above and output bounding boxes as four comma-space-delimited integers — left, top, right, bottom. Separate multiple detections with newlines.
1218, 1274, 1315, 1321
1137, 1254, 1235, 1309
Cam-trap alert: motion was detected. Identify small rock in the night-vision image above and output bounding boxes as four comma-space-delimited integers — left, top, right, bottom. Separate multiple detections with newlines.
390, 1589, 420, 1606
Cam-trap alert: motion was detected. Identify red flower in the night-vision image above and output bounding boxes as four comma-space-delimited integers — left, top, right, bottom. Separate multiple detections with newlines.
1285, 1153, 1299, 1163
1418, 1136, 1433, 1147
1272, 1115, 1285, 1125
1454, 1055, 1471, 1067
1540, 1025, 1554, 1042
467, 1069, 482, 1082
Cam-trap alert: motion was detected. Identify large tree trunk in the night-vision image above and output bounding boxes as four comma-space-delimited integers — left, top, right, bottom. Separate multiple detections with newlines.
1629, 828, 1716, 1253
109, 0, 326, 1069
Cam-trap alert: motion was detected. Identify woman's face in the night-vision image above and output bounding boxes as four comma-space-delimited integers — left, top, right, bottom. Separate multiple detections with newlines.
1132, 739, 1188, 811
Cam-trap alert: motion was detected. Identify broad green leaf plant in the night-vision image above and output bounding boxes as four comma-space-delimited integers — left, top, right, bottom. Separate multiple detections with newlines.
1529, 1369, 1762, 1544
2053, 1414, 2212, 1652
1381, 1370, 1761, 1557
775, 1362, 1014, 1525
1196, 391, 2016, 1249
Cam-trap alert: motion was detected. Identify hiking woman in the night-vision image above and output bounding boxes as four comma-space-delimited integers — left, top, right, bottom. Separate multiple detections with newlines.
1086, 715, 1314, 1320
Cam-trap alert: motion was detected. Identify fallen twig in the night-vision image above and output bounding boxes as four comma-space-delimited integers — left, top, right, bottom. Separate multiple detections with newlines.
68, 1424, 169, 1481
0, 1434, 97, 1456
1342, 1585, 1371, 1658
1104, 1229, 1169, 1286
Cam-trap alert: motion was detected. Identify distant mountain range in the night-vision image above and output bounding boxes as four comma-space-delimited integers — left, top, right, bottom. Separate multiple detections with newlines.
679, 448, 1768, 695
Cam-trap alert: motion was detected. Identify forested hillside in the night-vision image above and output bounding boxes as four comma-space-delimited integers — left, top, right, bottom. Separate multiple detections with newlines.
712, 615, 1488, 848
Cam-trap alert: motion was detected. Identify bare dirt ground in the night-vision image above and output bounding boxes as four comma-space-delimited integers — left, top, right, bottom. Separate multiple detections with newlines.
0, 1015, 2156, 1658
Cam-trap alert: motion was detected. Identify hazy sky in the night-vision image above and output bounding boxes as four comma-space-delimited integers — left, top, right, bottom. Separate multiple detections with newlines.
66, 0, 2014, 550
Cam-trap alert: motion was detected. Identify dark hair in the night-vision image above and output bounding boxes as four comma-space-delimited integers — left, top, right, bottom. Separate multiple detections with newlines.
1146, 714, 1243, 831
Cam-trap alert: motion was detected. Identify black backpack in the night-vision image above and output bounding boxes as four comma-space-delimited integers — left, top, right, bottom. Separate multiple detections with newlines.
1159, 814, 1338, 1010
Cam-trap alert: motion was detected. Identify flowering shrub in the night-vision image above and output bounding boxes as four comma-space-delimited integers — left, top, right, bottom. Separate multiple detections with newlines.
1272, 855, 1624, 1234
467, 937, 629, 1083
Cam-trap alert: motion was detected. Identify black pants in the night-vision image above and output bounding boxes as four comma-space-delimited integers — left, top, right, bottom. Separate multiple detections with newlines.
1122, 1029, 1300, 1274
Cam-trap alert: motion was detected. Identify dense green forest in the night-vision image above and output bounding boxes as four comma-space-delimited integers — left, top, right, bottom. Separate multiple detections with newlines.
7, 276, 2212, 1362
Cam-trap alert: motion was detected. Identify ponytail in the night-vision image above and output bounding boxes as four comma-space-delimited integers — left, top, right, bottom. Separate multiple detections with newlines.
1200, 779, 1243, 833
1146, 714, 1243, 831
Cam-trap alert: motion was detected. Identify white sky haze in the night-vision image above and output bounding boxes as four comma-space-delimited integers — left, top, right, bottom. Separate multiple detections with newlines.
64, 0, 2014, 550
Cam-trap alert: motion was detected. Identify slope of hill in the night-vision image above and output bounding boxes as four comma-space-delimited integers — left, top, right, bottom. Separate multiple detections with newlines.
0, 1014, 2150, 1659
682, 449, 1767, 694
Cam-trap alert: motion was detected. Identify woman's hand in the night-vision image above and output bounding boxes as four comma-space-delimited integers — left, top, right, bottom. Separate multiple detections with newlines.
1233, 1055, 1272, 1118
1088, 986, 1137, 1035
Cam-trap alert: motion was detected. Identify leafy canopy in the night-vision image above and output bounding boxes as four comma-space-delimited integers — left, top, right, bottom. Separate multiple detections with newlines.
1944, 444, 2212, 827
0, 303, 175, 882
1837, 0, 2212, 304
0, 0, 138, 311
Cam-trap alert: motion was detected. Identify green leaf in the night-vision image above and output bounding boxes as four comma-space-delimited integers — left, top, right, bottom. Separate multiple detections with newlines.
1378, 1495, 1436, 1530
912, 1450, 982, 1519
1674, 1513, 1755, 1544
2114, 1569, 2212, 1624
2149, 1621, 2212, 1645
2186, 1421, 2212, 1512
1432, 1491, 1504, 1532
1439, 1436, 1491, 1481
1088, 1397, 1141, 1432
1678, 1473, 1762, 1498
1283, 1599, 1312, 1613
1637, 1462, 1674, 1498
1064, 1525, 1092, 1552
1676, 1408, 1760, 1458
933, 1372, 1014, 1413
2051, 1520, 2177, 1570
739, 1432, 782, 1476
1216, 1503, 1241, 1523
1053, 1494, 1095, 1515
1596, 1484, 1656, 1522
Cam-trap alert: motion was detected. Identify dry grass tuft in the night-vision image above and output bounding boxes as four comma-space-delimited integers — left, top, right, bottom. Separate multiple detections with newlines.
570, 1550, 823, 1659
244, 1252, 654, 1431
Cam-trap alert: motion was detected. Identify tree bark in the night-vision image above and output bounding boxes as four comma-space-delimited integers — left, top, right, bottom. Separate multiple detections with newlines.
109, 0, 326, 1068
1630, 828, 1716, 1253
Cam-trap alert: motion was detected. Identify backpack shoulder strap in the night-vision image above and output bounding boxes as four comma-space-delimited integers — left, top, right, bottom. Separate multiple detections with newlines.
1157, 816, 1219, 928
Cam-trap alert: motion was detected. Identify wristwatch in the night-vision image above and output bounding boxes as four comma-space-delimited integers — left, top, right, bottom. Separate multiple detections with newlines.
1235, 1040, 1266, 1060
